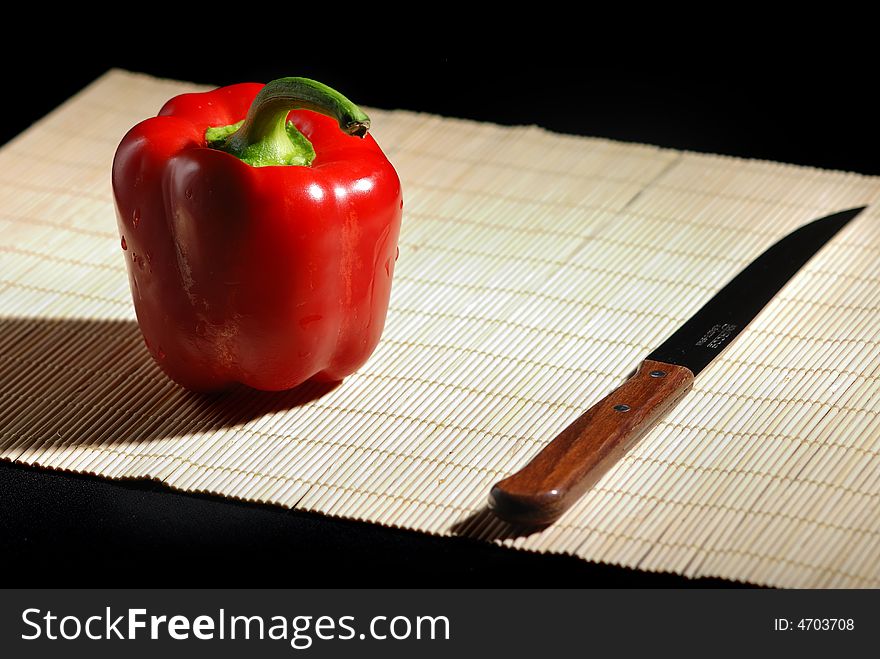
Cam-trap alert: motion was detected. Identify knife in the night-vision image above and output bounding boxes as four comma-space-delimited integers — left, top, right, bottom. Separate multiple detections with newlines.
488, 206, 868, 526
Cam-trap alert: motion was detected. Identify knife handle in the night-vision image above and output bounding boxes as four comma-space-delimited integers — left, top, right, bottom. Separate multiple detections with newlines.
489, 359, 694, 526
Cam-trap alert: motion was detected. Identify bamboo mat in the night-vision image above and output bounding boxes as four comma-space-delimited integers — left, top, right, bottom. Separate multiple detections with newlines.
2, 70, 879, 588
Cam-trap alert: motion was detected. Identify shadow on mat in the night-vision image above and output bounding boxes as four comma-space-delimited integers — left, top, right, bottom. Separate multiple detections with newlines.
0, 316, 339, 451
449, 506, 550, 542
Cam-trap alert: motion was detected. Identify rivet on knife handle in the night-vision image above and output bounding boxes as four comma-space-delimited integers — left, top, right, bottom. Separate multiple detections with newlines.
489, 359, 693, 525
488, 205, 867, 526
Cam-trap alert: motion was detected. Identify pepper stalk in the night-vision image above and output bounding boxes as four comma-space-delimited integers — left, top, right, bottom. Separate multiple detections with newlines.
205, 77, 371, 167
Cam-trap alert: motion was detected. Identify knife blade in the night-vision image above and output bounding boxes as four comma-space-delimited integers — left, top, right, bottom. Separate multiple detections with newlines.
488, 206, 867, 526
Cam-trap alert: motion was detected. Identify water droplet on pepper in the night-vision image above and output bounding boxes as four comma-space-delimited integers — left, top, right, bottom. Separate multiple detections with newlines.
121, 236, 127, 250
157, 347, 166, 360
185, 188, 193, 199
132, 208, 140, 227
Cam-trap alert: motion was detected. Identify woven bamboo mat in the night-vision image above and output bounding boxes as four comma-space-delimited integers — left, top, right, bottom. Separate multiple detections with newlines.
2, 70, 879, 587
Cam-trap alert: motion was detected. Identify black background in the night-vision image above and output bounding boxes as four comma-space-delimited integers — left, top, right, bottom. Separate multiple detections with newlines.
3, 48, 878, 175
1, 31, 875, 587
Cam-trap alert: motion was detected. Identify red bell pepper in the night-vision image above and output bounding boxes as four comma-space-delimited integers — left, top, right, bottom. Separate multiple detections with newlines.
112, 77, 402, 391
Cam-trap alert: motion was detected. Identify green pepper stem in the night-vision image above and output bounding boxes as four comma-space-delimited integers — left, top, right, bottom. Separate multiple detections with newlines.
207, 77, 370, 167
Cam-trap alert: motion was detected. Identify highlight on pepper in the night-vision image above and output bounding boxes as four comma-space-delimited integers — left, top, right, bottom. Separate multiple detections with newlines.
111, 77, 403, 392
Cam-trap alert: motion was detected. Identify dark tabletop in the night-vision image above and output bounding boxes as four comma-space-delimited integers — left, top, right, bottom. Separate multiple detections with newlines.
1, 42, 874, 587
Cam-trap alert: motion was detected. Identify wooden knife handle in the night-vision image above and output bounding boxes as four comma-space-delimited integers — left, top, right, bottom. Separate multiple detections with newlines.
488, 359, 694, 526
